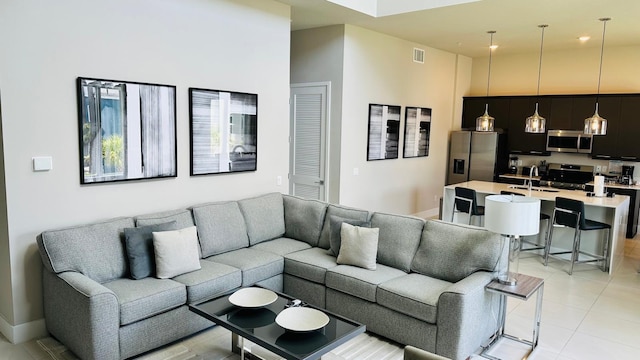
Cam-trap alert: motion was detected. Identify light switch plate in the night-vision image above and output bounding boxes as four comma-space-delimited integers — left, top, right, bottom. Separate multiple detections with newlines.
33, 156, 53, 171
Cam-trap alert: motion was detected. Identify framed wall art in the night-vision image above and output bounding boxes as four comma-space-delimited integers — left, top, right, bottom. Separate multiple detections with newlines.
403, 106, 431, 158
77, 77, 177, 184
189, 88, 257, 175
367, 103, 401, 161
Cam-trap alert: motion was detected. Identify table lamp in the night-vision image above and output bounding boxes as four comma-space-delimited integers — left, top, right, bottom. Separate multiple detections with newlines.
485, 194, 541, 286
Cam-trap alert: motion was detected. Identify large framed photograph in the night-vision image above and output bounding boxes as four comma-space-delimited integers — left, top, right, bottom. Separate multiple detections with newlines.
77, 77, 177, 184
403, 106, 431, 158
367, 103, 400, 160
189, 88, 257, 175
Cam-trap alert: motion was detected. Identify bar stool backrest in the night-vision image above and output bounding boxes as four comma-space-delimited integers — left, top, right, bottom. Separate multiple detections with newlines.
554, 197, 585, 229
454, 187, 479, 215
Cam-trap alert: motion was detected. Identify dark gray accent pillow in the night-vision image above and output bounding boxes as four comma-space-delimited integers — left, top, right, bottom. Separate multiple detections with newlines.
124, 221, 177, 280
329, 215, 370, 256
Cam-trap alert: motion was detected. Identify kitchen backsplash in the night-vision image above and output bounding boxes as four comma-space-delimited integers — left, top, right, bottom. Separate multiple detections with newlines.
511, 153, 640, 182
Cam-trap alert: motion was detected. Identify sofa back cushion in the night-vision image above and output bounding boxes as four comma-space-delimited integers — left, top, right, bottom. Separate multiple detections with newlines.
283, 195, 328, 246
135, 209, 194, 229
192, 201, 249, 257
411, 220, 504, 283
37, 217, 135, 283
238, 193, 285, 245
370, 213, 424, 272
318, 204, 370, 250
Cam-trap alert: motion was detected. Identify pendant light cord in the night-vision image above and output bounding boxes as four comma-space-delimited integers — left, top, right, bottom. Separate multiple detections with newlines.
486, 31, 495, 98
536, 25, 547, 98
596, 18, 610, 102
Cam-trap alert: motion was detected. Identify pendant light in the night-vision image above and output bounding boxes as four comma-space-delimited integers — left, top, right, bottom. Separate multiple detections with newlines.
584, 18, 611, 135
476, 30, 496, 132
525, 25, 548, 133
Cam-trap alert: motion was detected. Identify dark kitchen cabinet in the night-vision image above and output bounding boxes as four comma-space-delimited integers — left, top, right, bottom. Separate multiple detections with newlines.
507, 97, 550, 155
590, 96, 622, 159
548, 97, 573, 129
617, 96, 640, 160
461, 97, 510, 130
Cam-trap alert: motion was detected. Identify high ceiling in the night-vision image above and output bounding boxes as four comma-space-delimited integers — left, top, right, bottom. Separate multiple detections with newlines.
276, 0, 640, 58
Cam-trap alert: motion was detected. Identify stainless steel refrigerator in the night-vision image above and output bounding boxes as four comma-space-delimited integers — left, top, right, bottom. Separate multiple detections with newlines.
446, 130, 508, 185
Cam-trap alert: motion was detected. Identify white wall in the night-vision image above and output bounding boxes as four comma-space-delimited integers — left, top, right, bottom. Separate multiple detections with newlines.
0, 0, 291, 342
339, 25, 471, 215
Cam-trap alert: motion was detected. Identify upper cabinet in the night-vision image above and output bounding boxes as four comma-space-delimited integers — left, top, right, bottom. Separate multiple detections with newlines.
462, 94, 640, 159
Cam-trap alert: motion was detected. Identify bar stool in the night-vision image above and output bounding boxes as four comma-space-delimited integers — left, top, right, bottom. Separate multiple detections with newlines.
544, 197, 611, 275
452, 187, 484, 225
500, 191, 550, 253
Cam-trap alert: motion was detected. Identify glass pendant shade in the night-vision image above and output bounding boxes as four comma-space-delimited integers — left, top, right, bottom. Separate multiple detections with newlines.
584, 103, 607, 135
476, 104, 495, 132
525, 103, 546, 133
585, 18, 610, 135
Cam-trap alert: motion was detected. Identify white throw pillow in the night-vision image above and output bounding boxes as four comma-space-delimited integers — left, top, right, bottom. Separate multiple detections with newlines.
337, 222, 379, 270
153, 226, 201, 278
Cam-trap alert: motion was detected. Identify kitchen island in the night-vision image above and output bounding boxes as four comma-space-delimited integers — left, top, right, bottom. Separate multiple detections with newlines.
443, 181, 629, 274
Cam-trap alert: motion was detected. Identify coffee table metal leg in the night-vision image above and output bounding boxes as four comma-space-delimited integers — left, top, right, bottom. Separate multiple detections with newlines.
232, 333, 240, 355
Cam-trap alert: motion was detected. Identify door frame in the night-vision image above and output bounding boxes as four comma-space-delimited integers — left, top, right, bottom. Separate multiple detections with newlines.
289, 81, 331, 201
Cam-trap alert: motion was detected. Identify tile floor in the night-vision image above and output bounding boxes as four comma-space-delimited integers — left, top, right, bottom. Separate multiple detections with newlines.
2, 238, 639, 360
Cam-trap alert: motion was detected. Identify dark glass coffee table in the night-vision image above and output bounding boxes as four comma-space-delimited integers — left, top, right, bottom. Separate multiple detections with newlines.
189, 288, 365, 360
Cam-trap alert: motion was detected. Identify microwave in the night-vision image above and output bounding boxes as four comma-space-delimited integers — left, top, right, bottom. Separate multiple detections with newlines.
546, 130, 592, 153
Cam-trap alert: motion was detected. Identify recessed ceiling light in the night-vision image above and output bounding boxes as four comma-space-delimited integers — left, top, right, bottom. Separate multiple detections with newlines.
489, 44, 499, 50
578, 36, 591, 42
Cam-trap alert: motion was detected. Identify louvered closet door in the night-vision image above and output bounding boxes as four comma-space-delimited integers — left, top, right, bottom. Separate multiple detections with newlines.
289, 84, 328, 200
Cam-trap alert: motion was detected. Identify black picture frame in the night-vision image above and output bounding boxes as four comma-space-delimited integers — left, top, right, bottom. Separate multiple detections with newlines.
189, 88, 258, 175
367, 103, 401, 161
403, 106, 431, 158
77, 77, 177, 184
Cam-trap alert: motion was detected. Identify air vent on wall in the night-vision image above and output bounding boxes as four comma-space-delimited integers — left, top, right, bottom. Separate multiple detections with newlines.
413, 48, 425, 64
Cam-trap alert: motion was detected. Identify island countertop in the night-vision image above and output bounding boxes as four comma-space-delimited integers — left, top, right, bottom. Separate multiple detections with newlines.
442, 181, 630, 274
445, 180, 629, 209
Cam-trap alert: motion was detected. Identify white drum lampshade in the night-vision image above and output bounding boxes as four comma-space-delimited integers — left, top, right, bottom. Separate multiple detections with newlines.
485, 194, 541, 285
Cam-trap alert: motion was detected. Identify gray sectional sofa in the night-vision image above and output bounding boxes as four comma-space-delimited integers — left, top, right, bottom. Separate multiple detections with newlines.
37, 192, 507, 360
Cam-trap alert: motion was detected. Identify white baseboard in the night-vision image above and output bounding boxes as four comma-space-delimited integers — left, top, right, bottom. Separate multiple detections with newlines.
0, 315, 47, 344
413, 208, 440, 220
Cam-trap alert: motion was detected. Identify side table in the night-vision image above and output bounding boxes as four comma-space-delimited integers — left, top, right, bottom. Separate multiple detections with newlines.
481, 273, 544, 360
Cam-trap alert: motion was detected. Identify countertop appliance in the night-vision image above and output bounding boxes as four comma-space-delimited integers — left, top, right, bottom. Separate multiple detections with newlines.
447, 130, 508, 185
539, 163, 594, 190
621, 165, 635, 185
546, 130, 593, 153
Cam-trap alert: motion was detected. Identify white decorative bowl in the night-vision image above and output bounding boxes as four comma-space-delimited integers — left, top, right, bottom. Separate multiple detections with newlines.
275, 307, 330, 332
228, 287, 278, 308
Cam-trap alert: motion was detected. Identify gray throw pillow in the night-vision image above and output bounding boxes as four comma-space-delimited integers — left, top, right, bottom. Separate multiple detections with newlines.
337, 223, 379, 270
329, 215, 370, 256
153, 226, 202, 279
124, 221, 177, 279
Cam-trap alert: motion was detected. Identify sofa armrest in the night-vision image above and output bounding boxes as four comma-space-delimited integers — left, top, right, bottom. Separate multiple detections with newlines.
43, 270, 120, 360
435, 271, 500, 360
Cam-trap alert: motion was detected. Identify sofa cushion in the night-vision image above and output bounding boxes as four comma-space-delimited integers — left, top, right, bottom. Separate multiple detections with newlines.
153, 226, 202, 279
37, 217, 134, 283
173, 260, 242, 303
238, 193, 285, 245
124, 221, 178, 280
192, 201, 249, 257
370, 212, 424, 273
103, 277, 186, 326
329, 215, 371, 256
337, 223, 379, 270
207, 248, 284, 286
325, 263, 406, 302
135, 209, 194, 229
284, 247, 339, 284
411, 220, 504, 283
283, 195, 328, 246
318, 204, 369, 250
377, 273, 452, 324
250, 237, 311, 256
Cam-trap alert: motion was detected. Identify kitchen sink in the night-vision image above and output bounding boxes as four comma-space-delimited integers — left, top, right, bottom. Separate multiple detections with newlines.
507, 185, 559, 193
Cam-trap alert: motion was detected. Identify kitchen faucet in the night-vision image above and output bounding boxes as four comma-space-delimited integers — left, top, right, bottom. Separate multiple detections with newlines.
528, 165, 539, 195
